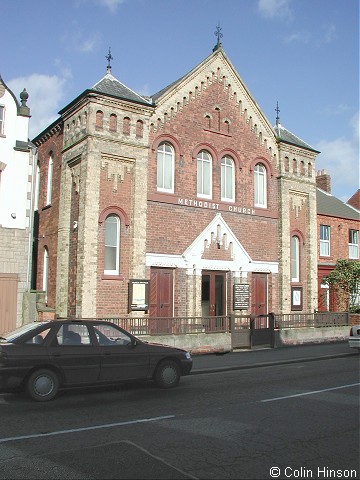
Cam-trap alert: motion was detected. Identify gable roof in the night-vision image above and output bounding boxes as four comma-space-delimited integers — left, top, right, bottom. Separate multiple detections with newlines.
274, 122, 319, 153
317, 188, 360, 220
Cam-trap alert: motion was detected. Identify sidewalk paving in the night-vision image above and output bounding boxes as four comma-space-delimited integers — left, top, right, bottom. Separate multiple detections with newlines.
191, 341, 358, 375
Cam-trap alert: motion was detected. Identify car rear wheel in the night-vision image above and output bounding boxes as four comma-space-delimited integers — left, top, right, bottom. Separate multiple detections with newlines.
26, 369, 59, 402
154, 360, 181, 388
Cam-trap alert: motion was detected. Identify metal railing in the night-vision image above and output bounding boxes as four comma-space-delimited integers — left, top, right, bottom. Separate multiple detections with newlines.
102, 312, 349, 336
104, 316, 230, 335
274, 312, 349, 329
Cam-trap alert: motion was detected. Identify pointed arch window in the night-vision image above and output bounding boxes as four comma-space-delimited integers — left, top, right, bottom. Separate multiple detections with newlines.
104, 215, 120, 275
46, 155, 53, 206
254, 163, 267, 208
291, 236, 300, 282
221, 155, 234, 202
157, 142, 174, 193
197, 150, 212, 198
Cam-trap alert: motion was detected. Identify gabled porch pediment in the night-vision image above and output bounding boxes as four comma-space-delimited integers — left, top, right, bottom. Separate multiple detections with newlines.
182, 213, 252, 272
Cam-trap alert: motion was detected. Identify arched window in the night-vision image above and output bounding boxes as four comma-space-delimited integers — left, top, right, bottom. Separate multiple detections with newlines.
123, 117, 130, 135
96, 110, 103, 129
109, 114, 117, 132
157, 142, 174, 192
291, 236, 300, 282
221, 155, 234, 202
197, 150, 212, 198
43, 247, 49, 301
254, 163, 267, 208
104, 215, 120, 275
136, 120, 143, 138
46, 155, 53, 206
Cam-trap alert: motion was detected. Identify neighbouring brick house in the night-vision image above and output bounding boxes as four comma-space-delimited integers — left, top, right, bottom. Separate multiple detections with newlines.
32, 43, 320, 321
316, 171, 359, 311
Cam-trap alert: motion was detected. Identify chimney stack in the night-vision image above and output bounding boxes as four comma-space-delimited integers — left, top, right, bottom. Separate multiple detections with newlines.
316, 169, 331, 193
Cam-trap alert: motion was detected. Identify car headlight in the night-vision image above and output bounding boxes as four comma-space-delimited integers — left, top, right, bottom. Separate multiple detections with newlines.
184, 352, 191, 360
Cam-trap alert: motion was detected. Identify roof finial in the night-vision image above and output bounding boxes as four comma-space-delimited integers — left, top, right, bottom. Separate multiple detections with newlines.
106, 47, 113, 74
275, 101, 280, 126
213, 22, 223, 52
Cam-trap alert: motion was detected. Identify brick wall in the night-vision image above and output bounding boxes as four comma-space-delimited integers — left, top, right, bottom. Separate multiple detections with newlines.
34, 124, 63, 309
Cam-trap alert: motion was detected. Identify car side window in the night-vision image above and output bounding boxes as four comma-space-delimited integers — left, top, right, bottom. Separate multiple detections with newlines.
93, 324, 132, 346
57, 325, 92, 346
25, 328, 52, 345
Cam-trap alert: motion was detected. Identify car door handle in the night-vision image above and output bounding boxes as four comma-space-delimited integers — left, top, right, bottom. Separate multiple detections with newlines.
104, 352, 112, 356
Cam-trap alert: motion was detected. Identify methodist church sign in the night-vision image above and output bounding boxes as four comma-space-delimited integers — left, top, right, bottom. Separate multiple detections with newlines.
177, 197, 256, 215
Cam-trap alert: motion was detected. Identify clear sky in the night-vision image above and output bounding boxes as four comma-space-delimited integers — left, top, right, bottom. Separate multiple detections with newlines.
2, 0, 359, 202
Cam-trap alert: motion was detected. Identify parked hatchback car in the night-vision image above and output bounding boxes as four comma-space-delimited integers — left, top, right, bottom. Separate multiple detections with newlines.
0, 320, 192, 401
348, 325, 360, 351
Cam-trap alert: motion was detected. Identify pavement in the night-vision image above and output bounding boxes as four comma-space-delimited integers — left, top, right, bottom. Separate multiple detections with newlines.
191, 341, 359, 375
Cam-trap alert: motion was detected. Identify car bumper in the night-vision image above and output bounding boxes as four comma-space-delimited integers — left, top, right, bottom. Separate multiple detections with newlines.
0, 373, 23, 391
181, 359, 193, 376
348, 338, 360, 349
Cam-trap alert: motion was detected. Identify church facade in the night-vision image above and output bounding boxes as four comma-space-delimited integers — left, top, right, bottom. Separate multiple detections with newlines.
32, 44, 319, 321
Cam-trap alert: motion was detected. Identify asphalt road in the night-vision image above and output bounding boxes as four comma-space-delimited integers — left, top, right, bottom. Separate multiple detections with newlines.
0, 352, 359, 479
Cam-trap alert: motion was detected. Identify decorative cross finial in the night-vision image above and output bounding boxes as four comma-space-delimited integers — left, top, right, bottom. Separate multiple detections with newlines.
213, 22, 223, 51
106, 47, 113, 74
275, 101, 280, 126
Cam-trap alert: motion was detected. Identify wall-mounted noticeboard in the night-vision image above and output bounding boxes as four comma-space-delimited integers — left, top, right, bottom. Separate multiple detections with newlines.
128, 279, 150, 312
233, 284, 250, 310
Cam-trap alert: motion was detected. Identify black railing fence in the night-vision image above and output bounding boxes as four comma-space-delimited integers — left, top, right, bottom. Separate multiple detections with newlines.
103, 312, 349, 336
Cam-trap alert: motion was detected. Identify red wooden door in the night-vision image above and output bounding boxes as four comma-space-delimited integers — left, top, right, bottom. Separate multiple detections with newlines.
251, 273, 267, 316
149, 268, 173, 318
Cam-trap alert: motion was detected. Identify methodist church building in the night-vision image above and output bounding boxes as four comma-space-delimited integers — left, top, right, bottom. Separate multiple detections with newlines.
32, 41, 319, 321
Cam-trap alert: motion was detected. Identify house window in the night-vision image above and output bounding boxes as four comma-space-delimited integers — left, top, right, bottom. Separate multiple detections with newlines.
349, 229, 359, 259
0, 105, 4, 135
34, 164, 40, 211
46, 155, 53, 206
43, 247, 49, 302
221, 155, 234, 202
104, 215, 120, 275
109, 114, 117, 132
254, 163, 267, 208
157, 142, 174, 192
197, 150, 212, 198
96, 110, 103, 129
320, 225, 330, 256
291, 236, 300, 282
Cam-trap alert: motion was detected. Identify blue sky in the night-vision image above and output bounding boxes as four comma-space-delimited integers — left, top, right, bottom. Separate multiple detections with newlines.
2, 0, 359, 201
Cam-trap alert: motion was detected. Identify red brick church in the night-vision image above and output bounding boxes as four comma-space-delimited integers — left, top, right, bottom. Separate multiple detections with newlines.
32, 40, 321, 320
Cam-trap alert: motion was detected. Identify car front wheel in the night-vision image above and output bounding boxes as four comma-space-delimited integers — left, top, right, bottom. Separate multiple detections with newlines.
26, 369, 59, 402
154, 360, 181, 389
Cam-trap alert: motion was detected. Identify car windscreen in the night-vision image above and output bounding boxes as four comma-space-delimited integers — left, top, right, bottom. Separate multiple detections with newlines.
0, 322, 50, 342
